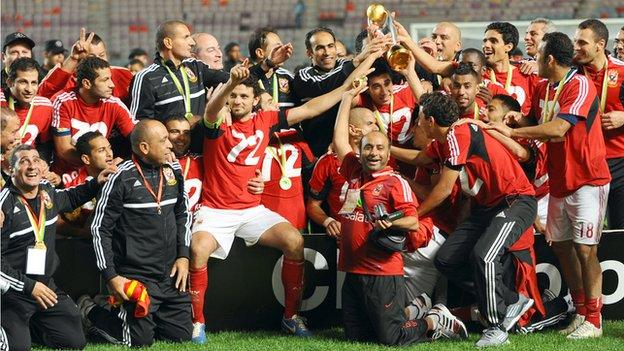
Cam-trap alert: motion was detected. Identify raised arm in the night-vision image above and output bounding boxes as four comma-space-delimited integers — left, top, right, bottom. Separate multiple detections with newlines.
203, 59, 250, 124
332, 81, 369, 161
390, 145, 433, 166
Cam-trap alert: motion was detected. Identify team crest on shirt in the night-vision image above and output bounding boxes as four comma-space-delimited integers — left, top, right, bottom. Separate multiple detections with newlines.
608, 69, 619, 87
163, 168, 177, 186
185, 67, 198, 83
41, 190, 53, 209
278, 77, 290, 94
372, 184, 383, 196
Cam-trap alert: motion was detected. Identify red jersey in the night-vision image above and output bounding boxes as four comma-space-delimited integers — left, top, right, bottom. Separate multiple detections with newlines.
485, 66, 538, 115
581, 56, 624, 159
530, 73, 611, 197
475, 80, 509, 119
51, 90, 136, 144
60, 167, 97, 226
0, 91, 52, 146
39, 65, 133, 102
308, 153, 349, 219
460, 103, 488, 121
178, 154, 204, 212
260, 129, 315, 230
338, 152, 425, 275
201, 110, 288, 209
445, 123, 535, 207
359, 84, 417, 145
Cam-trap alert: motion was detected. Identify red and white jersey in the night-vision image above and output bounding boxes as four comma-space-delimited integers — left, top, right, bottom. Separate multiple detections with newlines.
51, 90, 136, 144
530, 140, 549, 199
39, 65, 133, 102
358, 84, 417, 145
60, 167, 97, 226
260, 129, 315, 230
530, 73, 611, 197
580, 56, 624, 159
460, 103, 488, 121
444, 123, 535, 207
485, 66, 539, 115
0, 90, 53, 146
201, 110, 288, 210
178, 154, 204, 212
308, 152, 349, 220
475, 80, 509, 119
338, 152, 422, 275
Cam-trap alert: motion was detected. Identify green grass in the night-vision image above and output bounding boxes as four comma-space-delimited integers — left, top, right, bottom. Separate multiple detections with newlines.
35, 321, 624, 350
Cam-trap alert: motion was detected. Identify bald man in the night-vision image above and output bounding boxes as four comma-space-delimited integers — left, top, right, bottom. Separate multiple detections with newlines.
85, 119, 193, 347
431, 22, 462, 61
191, 33, 223, 70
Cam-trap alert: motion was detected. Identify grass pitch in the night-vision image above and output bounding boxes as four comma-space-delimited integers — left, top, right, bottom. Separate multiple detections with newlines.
35, 321, 624, 350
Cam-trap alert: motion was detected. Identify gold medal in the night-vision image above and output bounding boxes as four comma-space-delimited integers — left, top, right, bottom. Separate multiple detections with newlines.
34, 241, 46, 249
185, 112, 194, 120
279, 177, 292, 190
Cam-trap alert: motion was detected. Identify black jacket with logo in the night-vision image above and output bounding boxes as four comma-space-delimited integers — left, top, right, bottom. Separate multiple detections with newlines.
0, 179, 100, 294
91, 158, 191, 282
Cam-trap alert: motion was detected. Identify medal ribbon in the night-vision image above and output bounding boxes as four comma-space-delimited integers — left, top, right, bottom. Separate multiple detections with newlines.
164, 65, 193, 119
489, 66, 514, 91
8, 96, 36, 138
373, 95, 394, 140
182, 156, 191, 180
267, 134, 288, 179
258, 74, 279, 104
474, 103, 480, 120
132, 156, 163, 212
542, 68, 576, 123
19, 194, 46, 245
583, 61, 609, 114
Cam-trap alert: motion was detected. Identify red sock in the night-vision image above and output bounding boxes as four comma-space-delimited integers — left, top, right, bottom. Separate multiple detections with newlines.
282, 258, 304, 319
585, 297, 602, 328
570, 289, 586, 316
189, 266, 208, 324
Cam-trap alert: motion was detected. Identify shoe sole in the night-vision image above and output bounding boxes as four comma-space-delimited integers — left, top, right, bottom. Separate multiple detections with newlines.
503, 298, 534, 332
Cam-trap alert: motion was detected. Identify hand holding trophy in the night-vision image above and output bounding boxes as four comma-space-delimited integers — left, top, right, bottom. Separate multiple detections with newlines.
366, 3, 410, 70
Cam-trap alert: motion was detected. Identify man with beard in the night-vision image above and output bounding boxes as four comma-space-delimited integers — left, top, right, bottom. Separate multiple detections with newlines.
614, 26, 624, 61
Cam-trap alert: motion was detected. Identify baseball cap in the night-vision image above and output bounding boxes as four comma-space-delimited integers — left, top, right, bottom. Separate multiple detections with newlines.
44, 39, 67, 55
2, 32, 35, 52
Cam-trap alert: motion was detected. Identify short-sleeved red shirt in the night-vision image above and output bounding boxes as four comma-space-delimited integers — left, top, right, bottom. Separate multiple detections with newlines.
530, 73, 611, 197
484, 67, 539, 115
444, 123, 535, 207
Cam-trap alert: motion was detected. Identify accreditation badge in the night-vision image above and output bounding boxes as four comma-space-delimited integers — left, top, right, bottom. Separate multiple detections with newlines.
185, 67, 198, 83
278, 77, 290, 94
338, 188, 361, 214
26, 245, 46, 275
163, 167, 177, 186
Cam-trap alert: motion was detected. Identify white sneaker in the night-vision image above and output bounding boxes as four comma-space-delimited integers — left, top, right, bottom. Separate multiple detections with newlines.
566, 320, 602, 339
426, 303, 468, 340
559, 314, 585, 335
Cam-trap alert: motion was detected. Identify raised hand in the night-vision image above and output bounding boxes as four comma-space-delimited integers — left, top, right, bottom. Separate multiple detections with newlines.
229, 58, 250, 84
70, 28, 95, 61
269, 43, 294, 66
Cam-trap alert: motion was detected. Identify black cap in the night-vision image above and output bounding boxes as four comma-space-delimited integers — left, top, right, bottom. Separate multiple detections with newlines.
2, 32, 35, 52
44, 39, 67, 55
128, 47, 148, 60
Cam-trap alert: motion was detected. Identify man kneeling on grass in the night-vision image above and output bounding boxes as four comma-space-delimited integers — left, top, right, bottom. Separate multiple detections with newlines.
332, 77, 468, 346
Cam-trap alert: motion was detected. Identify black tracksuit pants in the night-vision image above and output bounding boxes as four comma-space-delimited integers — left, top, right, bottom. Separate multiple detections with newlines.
1, 280, 86, 351
87, 277, 191, 347
342, 273, 428, 346
607, 158, 624, 229
434, 195, 536, 327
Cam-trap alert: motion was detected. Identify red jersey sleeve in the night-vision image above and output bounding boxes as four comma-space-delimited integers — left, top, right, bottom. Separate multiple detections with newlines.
557, 76, 592, 120
424, 141, 442, 162
110, 98, 136, 137
445, 125, 470, 168
38, 66, 73, 99
396, 84, 417, 106
52, 97, 71, 136
388, 174, 419, 218
339, 152, 361, 180
112, 67, 133, 102
309, 154, 333, 199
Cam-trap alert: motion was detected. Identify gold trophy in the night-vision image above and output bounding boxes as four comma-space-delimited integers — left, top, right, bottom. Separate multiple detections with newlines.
366, 3, 410, 70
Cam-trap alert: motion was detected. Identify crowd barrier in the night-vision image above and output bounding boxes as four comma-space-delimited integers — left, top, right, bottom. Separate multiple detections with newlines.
55, 230, 624, 331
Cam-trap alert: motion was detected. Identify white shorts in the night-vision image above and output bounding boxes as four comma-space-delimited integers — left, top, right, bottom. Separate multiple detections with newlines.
191, 205, 288, 259
536, 194, 549, 227
403, 227, 446, 300
547, 184, 609, 245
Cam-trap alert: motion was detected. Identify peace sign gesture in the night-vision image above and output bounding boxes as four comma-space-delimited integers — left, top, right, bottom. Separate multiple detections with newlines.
70, 28, 95, 61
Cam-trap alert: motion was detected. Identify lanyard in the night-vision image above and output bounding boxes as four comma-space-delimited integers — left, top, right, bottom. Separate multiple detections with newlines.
19, 194, 46, 247
542, 68, 575, 123
132, 156, 164, 214
258, 74, 279, 104
473, 103, 480, 120
373, 95, 394, 139
163, 65, 193, 120
490, 66, 514, 91
182, 156, 191, 180
8, 96, 35, 138
583, 61, 609, 114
